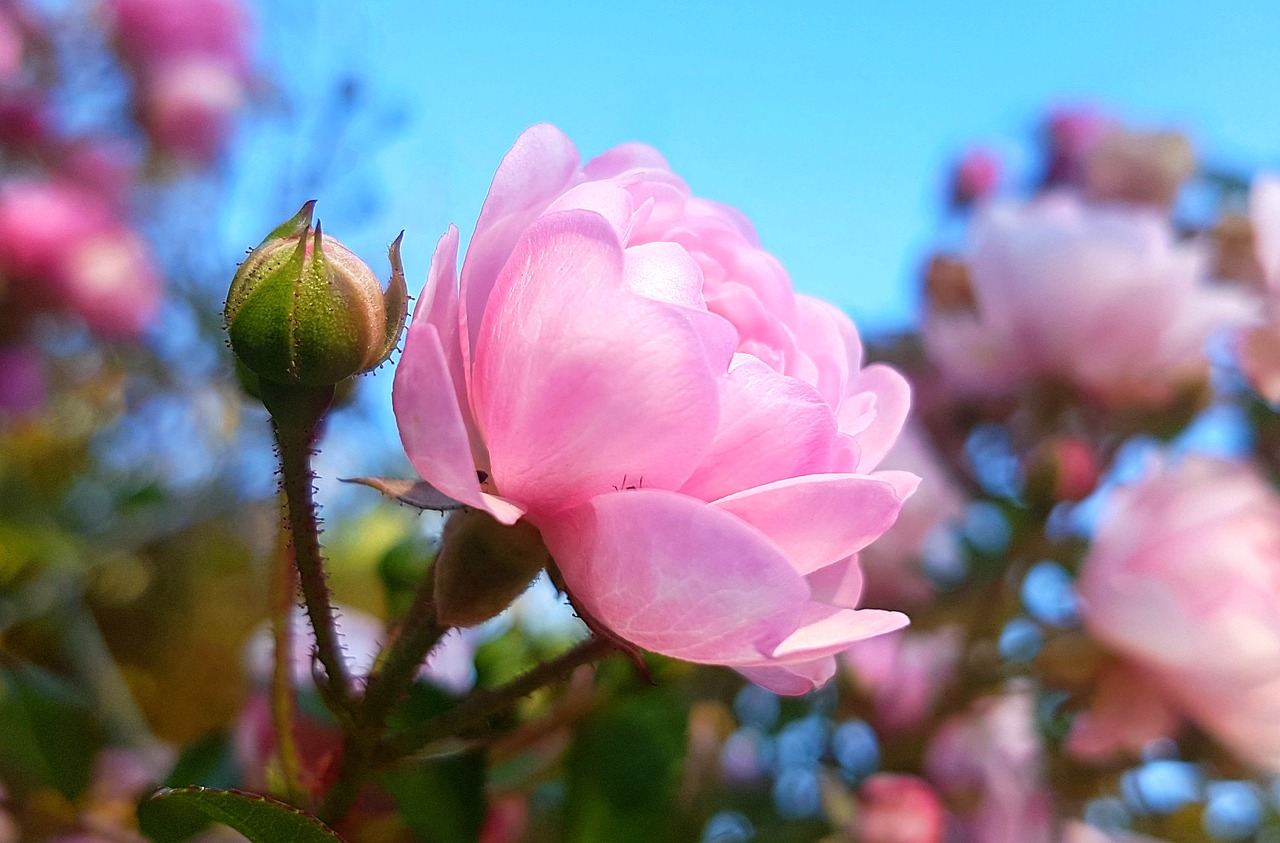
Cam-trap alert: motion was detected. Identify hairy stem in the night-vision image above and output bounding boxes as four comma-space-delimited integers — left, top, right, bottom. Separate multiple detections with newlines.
382, 635, 616, 763
263, 382, 353, 714
269, 504, 307, 804
317, 567, 447, 823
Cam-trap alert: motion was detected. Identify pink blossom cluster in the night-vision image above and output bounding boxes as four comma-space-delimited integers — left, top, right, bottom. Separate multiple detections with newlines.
103, 0, 253, 164
0, 0, 251, 415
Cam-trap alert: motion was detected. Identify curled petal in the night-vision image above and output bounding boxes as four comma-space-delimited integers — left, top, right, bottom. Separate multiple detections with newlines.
713, 474, 914, 575
460, 124, 581, 365
844, 363, 913, 472
540, 489, 808, 665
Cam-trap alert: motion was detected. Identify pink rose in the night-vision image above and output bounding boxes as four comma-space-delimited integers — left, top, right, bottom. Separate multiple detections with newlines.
857, 424, 965, 609
393, 124, 917, 694
925, 687, 1054, 843
854, 774, 946, 843
1077, 457, 1280, 772
844, 625, 961, 734
924, 192, 1256, 405
104, 0, 251, 161
0, 179, 160, 337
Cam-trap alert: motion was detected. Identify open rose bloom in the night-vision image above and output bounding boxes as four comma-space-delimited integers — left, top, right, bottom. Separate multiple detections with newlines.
393, 124, 917, 694
1076, 457, 1280, 771
924, 192, 1256, 405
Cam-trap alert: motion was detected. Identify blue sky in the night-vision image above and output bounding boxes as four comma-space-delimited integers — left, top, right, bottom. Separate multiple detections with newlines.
226, 1, 1280, 467
241, 0, 1280, 333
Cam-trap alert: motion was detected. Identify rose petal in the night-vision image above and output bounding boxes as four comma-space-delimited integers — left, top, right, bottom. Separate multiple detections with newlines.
846, 363, 913, 472
472, 211, 720, 513
807, 556, 865, 608
763, 603, 908, 662
460, 123, 581, 368
679, 358, 840, 502
712, 474, 911, 575
737, 660, 837, 695
540, 489, 808, 664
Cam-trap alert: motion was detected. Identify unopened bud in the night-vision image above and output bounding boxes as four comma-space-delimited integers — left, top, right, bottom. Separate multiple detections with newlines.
224, 201, 408, 387
1024, 435, 1100, 506
923, 254, 976, 314
1084, 129, 1195, 208
1044, 105, 1113, 186
950, 147, 1000, 208
1211, 213, 1267, 289
433, 509, 549, 627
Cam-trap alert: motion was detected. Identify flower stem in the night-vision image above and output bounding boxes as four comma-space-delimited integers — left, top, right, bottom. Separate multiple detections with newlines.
381, 635, 616, 763
315, 568, 448, 824
262, 382, 354, 715
269, 502, 307, 805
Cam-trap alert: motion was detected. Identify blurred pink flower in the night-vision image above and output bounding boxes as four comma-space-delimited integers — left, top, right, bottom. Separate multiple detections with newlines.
1065, 664, 1179, 763
393, 124, 917, 694
0, 179, 160, 336
1236, 175, 1280, 402
925, 687, 1054, 843
104, 0, 251, 162
844, 625, 961, 735
854, 773, 946, 843
140, 55, 246, 162
1045, 106, 1114, 187
924, 192, 1256, 405
1077, 457, 1280, 772
105, 0, 250, 75
857, 424, 964, 609
0, 9, 24, 83
951, 147, 1000, 208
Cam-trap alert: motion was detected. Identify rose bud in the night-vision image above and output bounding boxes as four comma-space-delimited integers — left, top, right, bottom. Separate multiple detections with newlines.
225, 200, 408, 388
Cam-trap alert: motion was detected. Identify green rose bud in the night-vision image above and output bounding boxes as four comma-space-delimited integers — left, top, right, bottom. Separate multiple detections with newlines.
225, 201, 408, 387
433, 508, 550, 628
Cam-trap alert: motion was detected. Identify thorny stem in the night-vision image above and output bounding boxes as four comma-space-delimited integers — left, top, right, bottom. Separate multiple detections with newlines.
263, 382, 355, 715
269, 502, 307, 805
318, 566, 448, 823
361, 562, 446, 728
380, 635, 617, 763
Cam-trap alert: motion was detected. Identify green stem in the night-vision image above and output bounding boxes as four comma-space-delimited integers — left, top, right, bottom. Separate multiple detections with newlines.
263, 382, 354, 714
381, 635, 616, 763
269, 505, 307, 805
316, 568, 447, 824
62, 604, 154, 749
361, 563, 446, 729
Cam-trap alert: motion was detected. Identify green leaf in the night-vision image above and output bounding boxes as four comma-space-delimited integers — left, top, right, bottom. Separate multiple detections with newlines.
383, 752, 486, 843
0, 662, 101, 797
137, 732, 242, 842
562, 691, 688, 843
138, 787, 345, 843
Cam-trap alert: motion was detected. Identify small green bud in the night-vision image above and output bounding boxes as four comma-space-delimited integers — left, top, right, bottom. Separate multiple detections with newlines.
225, 201, 408, 387
434, 509, 550, 628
